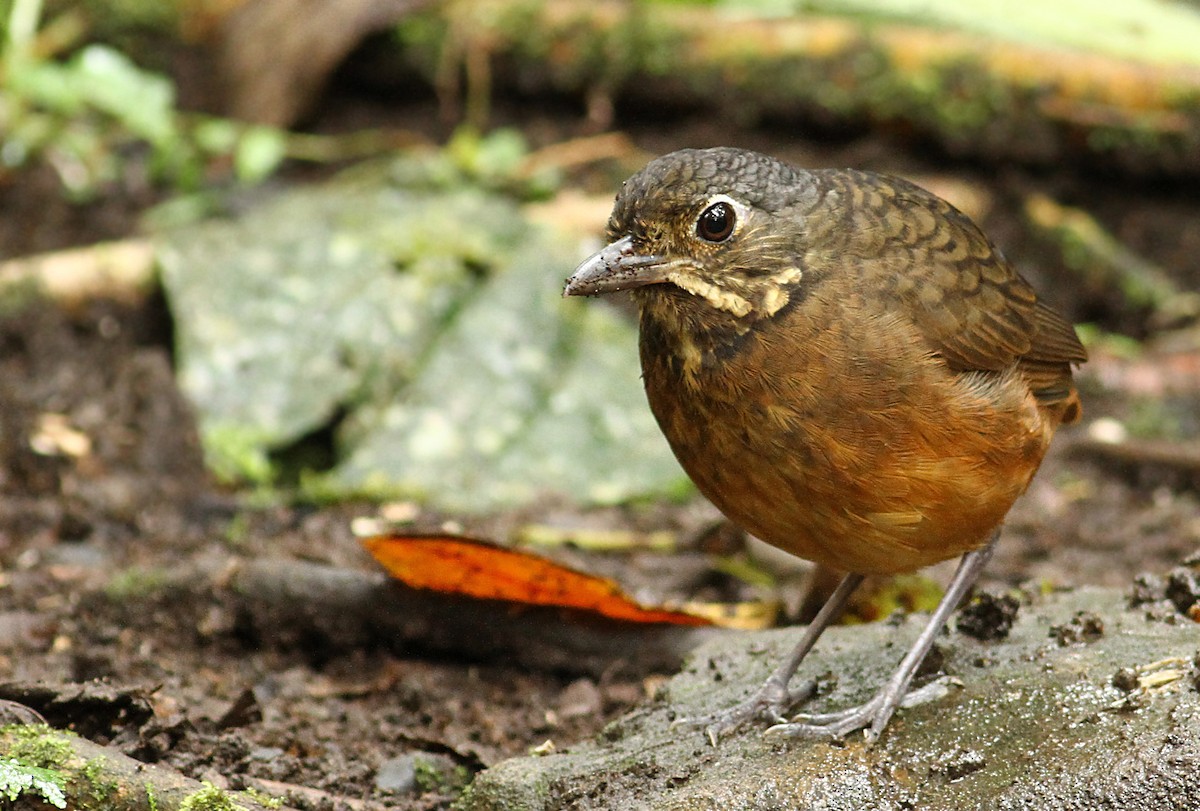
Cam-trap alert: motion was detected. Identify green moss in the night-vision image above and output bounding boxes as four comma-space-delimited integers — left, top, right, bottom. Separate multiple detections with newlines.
4, 725, 74, 768
222, 512, 253, 549
179, 781, 247, 811
412, 756, 472, 794
1125, 397, 1186, 440
412, 757, 443, 793
241, 786, 282, 809
202, 424, 278, 486
910, 61, 1015, 134
76, 756, 120, 810
104, 566, 170, 601
1085, 118, 1185, 164
1072, 324, 1141, 359
0, 279, 47, 319
73, 0, 180, 33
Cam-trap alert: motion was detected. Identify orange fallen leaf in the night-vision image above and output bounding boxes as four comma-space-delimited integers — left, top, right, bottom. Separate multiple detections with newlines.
362, 534, 712, 626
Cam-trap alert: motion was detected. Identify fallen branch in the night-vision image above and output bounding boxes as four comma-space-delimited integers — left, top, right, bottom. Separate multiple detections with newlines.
0, 239, 157, 310
394, 0, 1200, 175
223, 557, 722, 677
0, 724, 294, 811
1024, 193, 1200, 328
172, 0, 1200, 171
1068, 437, 1200, 491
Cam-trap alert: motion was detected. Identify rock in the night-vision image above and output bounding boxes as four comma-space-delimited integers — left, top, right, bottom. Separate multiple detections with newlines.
374, 754, 417, 793
157, 149, 688, 510
462, 587, 1200, 810
556, 678, 603, 721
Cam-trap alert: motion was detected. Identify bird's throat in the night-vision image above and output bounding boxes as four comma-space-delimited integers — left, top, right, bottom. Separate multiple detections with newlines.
663, 271, 753, 318
636, 286, 757, 387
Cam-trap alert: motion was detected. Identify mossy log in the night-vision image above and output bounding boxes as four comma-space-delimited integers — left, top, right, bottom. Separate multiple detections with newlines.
389, 0, 1200, 174
0, 724, 292, 811
79, 0, 1200, 172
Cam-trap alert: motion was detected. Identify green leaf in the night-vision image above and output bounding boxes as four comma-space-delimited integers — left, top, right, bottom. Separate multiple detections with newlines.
0, 758, 67, 809
234, 125, 288, 184
192, 118, 241, 154
70, 45, 177, 145
157, 156, 688, 510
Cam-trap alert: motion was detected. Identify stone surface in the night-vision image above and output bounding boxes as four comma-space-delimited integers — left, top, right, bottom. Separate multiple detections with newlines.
156, 148, 688, 508
463, 587, 1200, 810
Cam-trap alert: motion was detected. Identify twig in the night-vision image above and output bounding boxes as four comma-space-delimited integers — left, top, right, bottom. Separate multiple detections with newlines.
0, 239, 157, 308
1067, 437, 1200, 490
240, 777, 382, 811
517, 132, 640, 178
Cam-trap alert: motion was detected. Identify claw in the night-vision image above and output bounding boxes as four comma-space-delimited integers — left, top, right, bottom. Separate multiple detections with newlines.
765, 675, 963, 743
675, 542, 995, 746
766, 698, 880, 742
676, 675, 820, 744
898, 675, 962, 708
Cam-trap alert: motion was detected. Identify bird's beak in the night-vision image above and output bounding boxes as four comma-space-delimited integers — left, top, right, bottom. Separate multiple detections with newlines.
563, 235, 672, 297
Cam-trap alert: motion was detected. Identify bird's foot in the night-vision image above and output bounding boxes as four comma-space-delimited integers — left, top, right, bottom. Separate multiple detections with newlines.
675, 675, 820, 746
766, 675, 961, 744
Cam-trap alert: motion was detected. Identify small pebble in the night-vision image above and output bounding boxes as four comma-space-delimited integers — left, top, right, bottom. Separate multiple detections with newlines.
374, 754, 417, 793
1111, 667, 1139, 692
249, 746, 284, 762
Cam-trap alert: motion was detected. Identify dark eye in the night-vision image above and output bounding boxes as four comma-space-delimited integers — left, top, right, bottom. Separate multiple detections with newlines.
696, 201, 736, 242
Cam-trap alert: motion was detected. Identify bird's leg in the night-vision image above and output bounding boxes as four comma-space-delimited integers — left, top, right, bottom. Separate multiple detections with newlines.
769, 531, 999, 743
681, 572, 866, 744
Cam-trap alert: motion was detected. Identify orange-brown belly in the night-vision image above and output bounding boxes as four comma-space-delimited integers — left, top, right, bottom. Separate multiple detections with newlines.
643, 339, 1055, 576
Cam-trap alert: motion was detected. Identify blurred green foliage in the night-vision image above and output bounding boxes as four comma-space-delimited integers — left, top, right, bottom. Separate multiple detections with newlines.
0, 0, 286, 200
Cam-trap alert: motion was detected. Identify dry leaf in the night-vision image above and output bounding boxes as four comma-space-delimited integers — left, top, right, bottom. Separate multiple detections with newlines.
362, 534, 712, 626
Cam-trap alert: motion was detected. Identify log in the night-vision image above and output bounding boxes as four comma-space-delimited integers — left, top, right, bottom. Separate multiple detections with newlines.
224, 557, 721, 677
0, 724, 293, 811
392, 0, 1200, 175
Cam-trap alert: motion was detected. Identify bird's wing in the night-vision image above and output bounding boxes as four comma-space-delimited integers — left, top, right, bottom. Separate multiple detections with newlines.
862, 176, 1087, 374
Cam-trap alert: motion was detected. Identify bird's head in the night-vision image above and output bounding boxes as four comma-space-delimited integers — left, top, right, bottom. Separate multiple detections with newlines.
564, 148, 816, 320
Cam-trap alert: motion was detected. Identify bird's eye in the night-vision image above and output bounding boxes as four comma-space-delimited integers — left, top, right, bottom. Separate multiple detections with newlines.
696, 201, 736, 242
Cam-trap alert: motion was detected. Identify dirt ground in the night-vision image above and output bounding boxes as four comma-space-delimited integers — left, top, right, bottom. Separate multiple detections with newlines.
2, 91, 1199, 809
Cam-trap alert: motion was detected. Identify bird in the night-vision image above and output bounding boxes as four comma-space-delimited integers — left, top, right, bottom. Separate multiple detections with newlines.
562, 147, 1086, 743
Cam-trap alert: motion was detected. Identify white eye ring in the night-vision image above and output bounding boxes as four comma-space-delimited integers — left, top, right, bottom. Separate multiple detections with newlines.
695, 194, 747, 243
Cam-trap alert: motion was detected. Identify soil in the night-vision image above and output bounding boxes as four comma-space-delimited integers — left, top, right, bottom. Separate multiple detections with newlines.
2, 87, 1198, 809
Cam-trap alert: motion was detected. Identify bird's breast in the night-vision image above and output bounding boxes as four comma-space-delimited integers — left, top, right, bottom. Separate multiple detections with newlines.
637, 294, 1053, 575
